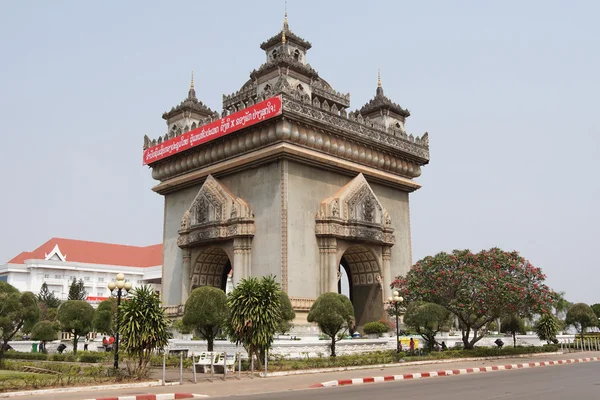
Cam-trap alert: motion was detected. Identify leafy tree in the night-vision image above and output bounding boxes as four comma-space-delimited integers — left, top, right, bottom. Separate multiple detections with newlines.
535, 313, 560, 344
392, 248, 554, 349
404, 302, 452, 351
56, 300, 94, 355
500, 314, 526, 347
119, 285, 171, 378
307, 292, 355, 357
0, 282, 39, 357
37, 283, 61, 309
276, 291, 296, 335
552, 291, 571, 320
590, 303, 600, 320
224, 276, 281, 368
172, 319, 193, 335
565, 303, 598, 340
67, 278, 87, 301
93, 298, 117, 336
182, 286, 228, 351
31, 321, 59, 352
37, 302, 58, 322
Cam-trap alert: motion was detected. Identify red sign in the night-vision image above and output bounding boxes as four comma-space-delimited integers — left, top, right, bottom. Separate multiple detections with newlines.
143, 95, 283, 165
86, 296, 109, 302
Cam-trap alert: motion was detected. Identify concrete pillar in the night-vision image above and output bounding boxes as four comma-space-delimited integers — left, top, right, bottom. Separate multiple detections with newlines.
233, 237, 252, 287
181, 248, 192, 304
381, 246, 392, 300
327, 248, 338, 293
317, 237, 338, 294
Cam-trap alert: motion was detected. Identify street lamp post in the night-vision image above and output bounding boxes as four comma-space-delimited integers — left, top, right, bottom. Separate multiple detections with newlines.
108, 273, 132, 369
388, 290, 404, 353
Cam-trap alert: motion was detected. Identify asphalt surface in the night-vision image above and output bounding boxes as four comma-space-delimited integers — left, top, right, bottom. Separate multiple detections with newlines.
5, 352, 598, 399
224, 361, 600, 399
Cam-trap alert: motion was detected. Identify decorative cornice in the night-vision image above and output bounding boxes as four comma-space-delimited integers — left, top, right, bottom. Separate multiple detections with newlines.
260, 30, 312, 51
250, 55, 320, 82
289, 297, 315, 311
148, 114, 427, 194
281, 94, 428, 161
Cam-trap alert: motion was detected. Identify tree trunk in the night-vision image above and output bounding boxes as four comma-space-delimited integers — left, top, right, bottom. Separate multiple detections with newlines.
462, 327, 473, 349
207, 335, 214, 352
512, 332, 517, 348
330, 335, 336, 357
73, 334, 78, 355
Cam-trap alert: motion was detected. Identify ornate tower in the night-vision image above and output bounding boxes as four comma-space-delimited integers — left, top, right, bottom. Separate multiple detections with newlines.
142, 14, 430, 330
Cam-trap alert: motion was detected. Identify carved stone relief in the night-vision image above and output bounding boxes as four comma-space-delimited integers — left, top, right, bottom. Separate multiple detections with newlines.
315, 173, 394, 245
178, 175, 255, 248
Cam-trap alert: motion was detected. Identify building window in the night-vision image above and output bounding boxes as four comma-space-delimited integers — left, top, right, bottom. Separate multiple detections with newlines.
69, 275, 76, 281
84, 276, 90, 281
44, 274, 50, 279
98, 277, 104, 282
54, 274, 61, 279
137, 280, 143, 284
97, 292, 103, 297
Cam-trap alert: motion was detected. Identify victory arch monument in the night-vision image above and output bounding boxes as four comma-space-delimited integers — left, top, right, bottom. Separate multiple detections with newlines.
142, 15, 430, 330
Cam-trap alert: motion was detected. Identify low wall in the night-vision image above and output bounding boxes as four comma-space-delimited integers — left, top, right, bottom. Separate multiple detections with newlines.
8, 334, 576, 358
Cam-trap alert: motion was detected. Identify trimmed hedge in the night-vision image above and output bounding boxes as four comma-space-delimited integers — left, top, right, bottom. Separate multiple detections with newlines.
363, 321, 389, 335
1, 352, 47, 361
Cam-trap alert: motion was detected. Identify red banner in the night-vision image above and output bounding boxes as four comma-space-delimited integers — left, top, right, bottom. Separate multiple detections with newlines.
143, 95, 283, 165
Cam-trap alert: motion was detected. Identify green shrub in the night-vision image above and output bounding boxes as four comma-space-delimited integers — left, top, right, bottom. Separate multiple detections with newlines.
2, 351, 48, 361
77, 351, 105, 363
363, 321, 389, 335
49, 353, 76, 362
149, 354, 192, 369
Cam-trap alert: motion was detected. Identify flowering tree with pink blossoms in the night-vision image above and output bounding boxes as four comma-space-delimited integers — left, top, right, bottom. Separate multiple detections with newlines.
392, 248, 555, 349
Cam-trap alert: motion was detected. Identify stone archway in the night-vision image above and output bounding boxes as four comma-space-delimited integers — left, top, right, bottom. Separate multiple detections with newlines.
338, 245, 383, 329
316, 173, 396, 330
178, 174, 254, 302
190, 247, 232, 292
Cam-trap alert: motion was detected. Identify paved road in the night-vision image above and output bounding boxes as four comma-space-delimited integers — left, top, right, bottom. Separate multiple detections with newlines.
224, 361, 600, 399
7, 352, 598, 399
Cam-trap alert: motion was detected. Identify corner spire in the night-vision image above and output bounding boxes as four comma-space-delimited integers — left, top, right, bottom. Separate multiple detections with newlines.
188, 71, 196, 100
376, 68, 384, 96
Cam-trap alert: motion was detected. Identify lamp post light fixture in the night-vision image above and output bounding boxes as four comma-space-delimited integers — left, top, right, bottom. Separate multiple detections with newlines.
388, 290, 404, 353
107, 273, 132, 369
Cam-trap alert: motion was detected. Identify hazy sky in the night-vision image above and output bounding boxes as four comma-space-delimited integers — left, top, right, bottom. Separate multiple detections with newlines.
1, 1, 598, 304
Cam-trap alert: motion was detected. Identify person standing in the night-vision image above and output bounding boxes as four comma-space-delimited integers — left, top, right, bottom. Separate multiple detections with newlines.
409, 338, 415, 353
84, 337, 89, 351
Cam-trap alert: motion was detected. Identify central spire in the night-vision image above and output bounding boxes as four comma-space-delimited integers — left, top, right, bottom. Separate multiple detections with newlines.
378, 68, 381, 88
282, 3, 288, 43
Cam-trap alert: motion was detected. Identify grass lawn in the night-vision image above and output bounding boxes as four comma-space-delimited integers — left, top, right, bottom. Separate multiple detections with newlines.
0, 370, 40, 380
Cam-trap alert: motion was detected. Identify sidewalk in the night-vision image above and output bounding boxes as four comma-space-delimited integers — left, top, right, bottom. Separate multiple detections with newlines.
3, 351, 598, 399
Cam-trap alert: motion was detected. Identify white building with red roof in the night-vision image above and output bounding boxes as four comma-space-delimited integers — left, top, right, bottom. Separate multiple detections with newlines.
0, 238, 163, 303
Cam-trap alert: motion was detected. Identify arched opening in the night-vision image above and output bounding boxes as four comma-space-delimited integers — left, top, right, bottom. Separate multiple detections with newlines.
338, 258, 352, 301
190, 247, 232, 293
338, 245, 383, 330
294, 49, 300, 61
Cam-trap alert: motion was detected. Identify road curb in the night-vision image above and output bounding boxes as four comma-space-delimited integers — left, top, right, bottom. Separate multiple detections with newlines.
309, 356, 600, 388
265, 351, 564, 377
83, 394, 207, 400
